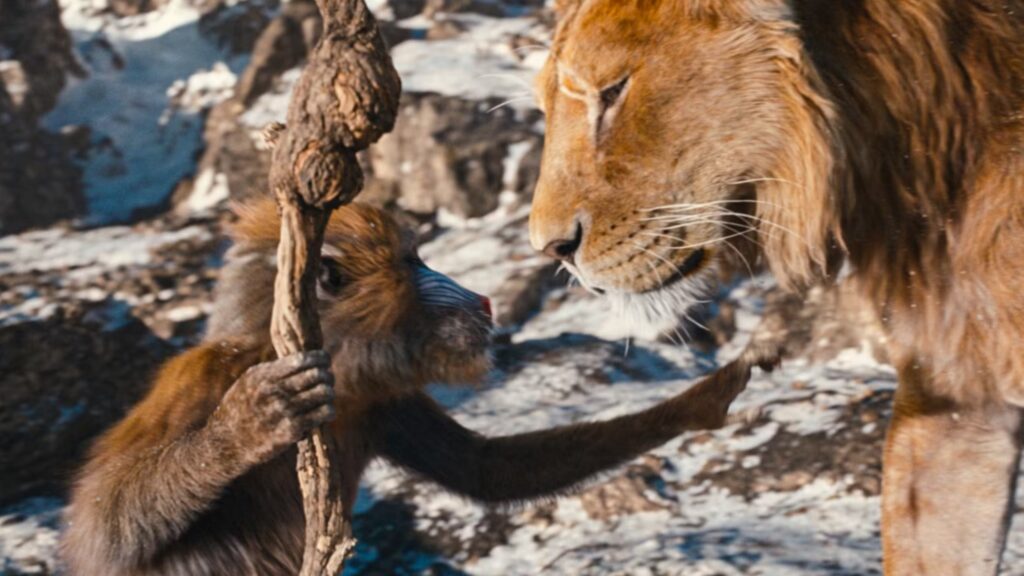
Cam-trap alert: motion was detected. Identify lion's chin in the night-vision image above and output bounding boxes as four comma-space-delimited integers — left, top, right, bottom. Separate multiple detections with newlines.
604, 252, 718, 333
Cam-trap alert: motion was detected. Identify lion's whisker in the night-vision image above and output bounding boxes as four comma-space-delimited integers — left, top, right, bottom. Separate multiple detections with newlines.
720, 235, 758, 279
487, 96, 536, 114
632, 242, 668, 286
724, 176, 807, 191
725, 212, 819, 252
639, 211, 732, 223
642, 221, 757, 247
654, 219, 756, 234
643, 223, 758, 278
647, 210, 816, 254
679, 308, 711, 333
651, 228, 759, 252
644, 216, 758, 245
632, 242, 683, 278
638, 199, 776, 213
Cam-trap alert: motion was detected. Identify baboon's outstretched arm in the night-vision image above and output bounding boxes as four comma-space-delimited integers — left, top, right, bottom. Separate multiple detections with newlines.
369, 357, 759, 503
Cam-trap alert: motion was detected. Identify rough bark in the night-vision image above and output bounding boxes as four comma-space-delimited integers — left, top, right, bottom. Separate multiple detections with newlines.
265, 0, 400, 573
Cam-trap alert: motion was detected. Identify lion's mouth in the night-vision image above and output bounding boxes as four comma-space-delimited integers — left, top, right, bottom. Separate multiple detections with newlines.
641, 248, 707, 294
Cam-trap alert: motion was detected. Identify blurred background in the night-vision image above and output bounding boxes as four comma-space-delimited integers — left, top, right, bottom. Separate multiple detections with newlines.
1, 0, 1022, 573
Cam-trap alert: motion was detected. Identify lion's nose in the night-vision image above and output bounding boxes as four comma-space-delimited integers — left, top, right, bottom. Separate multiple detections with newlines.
541, 221, 584, 264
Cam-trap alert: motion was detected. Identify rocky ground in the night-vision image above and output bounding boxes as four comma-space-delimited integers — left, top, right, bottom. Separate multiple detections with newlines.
2, 0, 1024, 574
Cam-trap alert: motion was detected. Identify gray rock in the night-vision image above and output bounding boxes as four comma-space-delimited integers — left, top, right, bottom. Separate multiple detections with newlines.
0, 0, 85, 236
423, 0, 505, 18
0, 310, 174, 504
0, 214, 223, 503
364, 92, 542, 218
0, 83, 84, 236
172, 0, 322, 210
234, 0, 322, 107
198, 0, 281, 55
387, 0, 425, 19
0, 0, 81, 121
181, 89, 541, 221
174, 97, 273, 208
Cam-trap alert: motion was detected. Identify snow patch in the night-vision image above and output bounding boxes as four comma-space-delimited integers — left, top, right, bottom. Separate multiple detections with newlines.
0, 222, 211, 276
185, 168, 231, 213
46, 0, 243, 224
390, 14, 546, 104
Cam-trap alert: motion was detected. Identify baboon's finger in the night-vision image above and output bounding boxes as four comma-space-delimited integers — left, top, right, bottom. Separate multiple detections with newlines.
298, 405, 337, 429
278, 367, 335, 394
290, 383, 336, 412
256, 351, 332, 381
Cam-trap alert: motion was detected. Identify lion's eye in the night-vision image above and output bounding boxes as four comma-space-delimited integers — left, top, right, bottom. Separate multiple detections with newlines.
594, 76, 630, 142
599, 76, 629, 110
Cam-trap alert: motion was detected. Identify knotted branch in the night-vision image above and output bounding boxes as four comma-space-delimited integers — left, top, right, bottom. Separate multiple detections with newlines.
266, 0, 400, 573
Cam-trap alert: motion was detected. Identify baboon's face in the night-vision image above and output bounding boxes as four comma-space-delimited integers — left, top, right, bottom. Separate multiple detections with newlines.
317, 204, 493, 390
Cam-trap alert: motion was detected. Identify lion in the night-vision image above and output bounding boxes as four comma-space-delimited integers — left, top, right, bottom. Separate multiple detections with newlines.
527, 0, 1024, 574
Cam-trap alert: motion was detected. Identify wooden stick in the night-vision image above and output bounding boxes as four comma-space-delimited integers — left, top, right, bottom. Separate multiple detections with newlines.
265, 0, 400, 573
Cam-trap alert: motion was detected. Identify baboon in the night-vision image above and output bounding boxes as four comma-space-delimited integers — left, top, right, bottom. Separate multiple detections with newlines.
63, 200, 773, 575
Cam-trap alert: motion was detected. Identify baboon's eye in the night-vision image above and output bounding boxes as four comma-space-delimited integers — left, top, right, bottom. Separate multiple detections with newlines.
318, 258, 347, 296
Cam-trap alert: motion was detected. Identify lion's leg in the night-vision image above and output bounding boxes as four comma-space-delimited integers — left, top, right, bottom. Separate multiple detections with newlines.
883, 362, 1022, 576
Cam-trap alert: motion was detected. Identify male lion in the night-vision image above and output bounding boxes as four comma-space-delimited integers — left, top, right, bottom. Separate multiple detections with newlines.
528, 0, 1024, 574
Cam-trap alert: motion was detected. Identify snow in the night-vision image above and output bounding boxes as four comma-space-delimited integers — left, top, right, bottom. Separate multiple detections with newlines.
0, 223, 209, 277
238, 66, 302, 128
0, 498, 62, 575
239, 12, 548, 131
419, 204, 545, 301
0, 221, 212, 326
389, 14, 547, 105
185, 168, 231, 213
0, 60, 28, 106
45, 0, 243, 225
501, 140, 534, 190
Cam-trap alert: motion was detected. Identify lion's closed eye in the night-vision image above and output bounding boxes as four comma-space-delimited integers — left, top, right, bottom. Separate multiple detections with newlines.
596, 75, 630, 139
599, 76, 629, 111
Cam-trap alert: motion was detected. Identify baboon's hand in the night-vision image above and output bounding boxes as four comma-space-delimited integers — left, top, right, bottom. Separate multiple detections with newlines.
679, 343, 783, 430
679, 361, 753, 430
209, 351, 336, 467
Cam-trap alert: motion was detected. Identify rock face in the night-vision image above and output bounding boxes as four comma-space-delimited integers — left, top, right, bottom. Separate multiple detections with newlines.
0, 92, 85, 236
198, 0, 281, 55
175, 0, 545, 219
183, 89, 541, 221
0, 312, 174, 503
0, 0, 84, 236
174, 0, 322, 211
363, 93, 542, 217
233, 0, 322, 107
0, 215, 221, 504
0, 0, 81, 121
